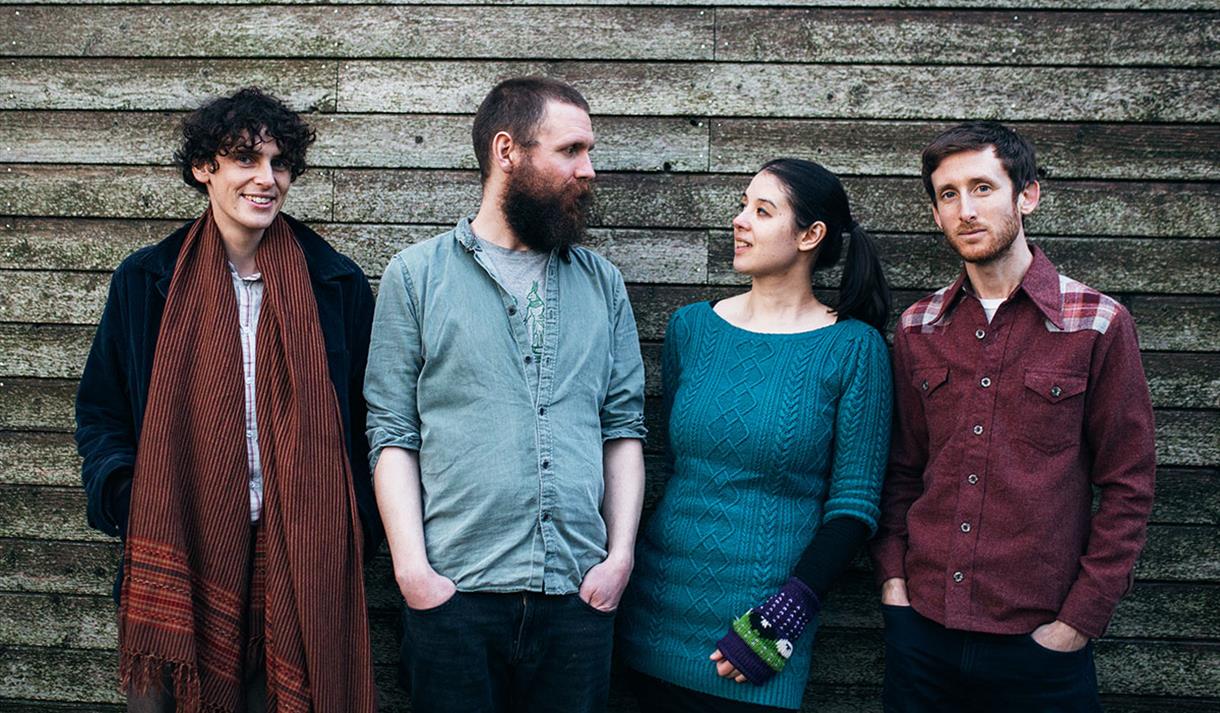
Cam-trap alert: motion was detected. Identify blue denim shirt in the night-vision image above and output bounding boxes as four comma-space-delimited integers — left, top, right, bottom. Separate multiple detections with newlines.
365, 217, 646, 594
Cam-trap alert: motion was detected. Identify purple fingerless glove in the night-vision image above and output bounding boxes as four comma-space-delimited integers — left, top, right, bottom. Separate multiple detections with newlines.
716, 577, 821, 685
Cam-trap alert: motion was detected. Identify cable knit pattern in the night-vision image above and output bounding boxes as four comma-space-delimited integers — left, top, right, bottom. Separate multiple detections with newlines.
619, 302, 892, 709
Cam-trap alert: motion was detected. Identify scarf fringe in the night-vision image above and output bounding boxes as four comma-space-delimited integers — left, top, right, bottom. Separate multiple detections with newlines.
119, 651, 206, 712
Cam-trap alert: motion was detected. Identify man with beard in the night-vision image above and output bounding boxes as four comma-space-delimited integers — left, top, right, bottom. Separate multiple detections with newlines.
870, 121, 1156, 712
364, 77, 647, 713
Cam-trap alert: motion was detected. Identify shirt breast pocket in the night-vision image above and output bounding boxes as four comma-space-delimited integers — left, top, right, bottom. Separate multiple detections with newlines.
1017, 369, 1088, 454
912, 366, 952, 449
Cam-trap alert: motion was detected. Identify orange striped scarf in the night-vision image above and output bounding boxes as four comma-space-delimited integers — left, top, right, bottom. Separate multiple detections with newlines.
119, 210, 376, 712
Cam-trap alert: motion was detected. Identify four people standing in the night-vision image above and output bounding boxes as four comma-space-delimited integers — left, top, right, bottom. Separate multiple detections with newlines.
75, 81, 1155, 713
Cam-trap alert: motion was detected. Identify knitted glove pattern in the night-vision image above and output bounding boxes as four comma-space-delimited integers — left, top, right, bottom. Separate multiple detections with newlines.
715, 577, 821, 685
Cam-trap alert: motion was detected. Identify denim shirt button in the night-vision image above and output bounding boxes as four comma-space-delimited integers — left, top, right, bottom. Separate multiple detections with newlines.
538, 406, 547, 416
524, 355, 533, 365
507, 305, 517, 316
541, 460, 551, 469
541, 512, 551, 522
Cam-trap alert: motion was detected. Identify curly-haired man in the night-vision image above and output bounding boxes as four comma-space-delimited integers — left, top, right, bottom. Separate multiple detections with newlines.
75, 87, 381, 712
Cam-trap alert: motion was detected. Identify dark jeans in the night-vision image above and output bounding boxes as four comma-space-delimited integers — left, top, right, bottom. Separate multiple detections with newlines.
626, 668, 791, 713
400, 591, 616, 713
881, 604, 1103, 713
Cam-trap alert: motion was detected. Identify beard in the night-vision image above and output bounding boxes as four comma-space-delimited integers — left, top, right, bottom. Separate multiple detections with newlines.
502, 159, 593, 253
951, 204, 1023, 266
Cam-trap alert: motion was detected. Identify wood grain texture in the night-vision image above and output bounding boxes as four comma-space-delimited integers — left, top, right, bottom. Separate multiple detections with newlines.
0, 59, 337, 111
715, 9, 1218, 66
337, 61, 1219, 122
3, 5, 714, 60
709, 120, 1220, 181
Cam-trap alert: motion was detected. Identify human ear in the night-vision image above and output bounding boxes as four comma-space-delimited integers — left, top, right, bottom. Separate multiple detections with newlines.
492, 131, 515, 173
797, 221, 827, 253
190, 161, 212, 186
1017, 180, 1041, 215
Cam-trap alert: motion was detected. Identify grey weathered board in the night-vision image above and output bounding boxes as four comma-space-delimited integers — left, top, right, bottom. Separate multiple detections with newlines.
1, 2, 1216, 712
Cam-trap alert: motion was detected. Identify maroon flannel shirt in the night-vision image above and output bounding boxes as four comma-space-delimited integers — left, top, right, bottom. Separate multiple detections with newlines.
870, 246, 1155, 639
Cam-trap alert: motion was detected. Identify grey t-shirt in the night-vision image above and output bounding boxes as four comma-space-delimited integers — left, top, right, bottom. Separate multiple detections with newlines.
480, 239, 549, 385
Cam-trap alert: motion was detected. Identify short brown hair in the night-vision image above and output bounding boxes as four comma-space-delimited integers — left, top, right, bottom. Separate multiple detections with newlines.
472, 77, 590, 182
921, 121, 1037, 203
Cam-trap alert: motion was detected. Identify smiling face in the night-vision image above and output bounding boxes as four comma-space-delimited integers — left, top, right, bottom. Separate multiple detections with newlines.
190, 131, 291, 243
731, 170, 822, 277
930, 147, 1039, 265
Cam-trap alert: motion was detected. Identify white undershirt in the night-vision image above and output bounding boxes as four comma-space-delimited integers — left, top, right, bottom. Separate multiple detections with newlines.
979, 297, 1005, 323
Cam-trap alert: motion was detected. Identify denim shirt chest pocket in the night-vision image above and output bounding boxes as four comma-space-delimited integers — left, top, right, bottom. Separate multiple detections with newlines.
1016, 368, 1089, 454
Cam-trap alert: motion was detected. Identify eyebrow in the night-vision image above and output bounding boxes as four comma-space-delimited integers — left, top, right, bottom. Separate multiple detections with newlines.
742, 192, 778, 208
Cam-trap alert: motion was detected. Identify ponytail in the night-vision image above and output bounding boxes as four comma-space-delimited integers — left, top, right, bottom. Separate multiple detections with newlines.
835, 221, 891, 332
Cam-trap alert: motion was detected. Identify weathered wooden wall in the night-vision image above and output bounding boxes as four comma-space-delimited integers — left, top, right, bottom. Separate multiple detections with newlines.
1, 1, 1217, 710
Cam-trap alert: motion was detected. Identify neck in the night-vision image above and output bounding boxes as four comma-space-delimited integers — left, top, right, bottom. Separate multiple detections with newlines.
743, 268, 823, 323
471, 184, 528, 251
964, 234, 1034, 300
219, 229, 263, 277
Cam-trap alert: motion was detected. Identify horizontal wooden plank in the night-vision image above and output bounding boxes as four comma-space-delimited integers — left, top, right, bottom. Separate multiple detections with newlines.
0, 1, 1214, 9
4, 218, 1215, 296
716, 9, 1217, 66
6, 318, 1213, 408
2, 629, 1217, 705
1128, 296, 1220, 352
0, 432, 81, 487
4, 6, 713, 60
0, 59, 337, 112
709, 234, 1220, 295
335, 170, 1220, 237
0, 111, 710, 173
4, 167, 1215, 238
0, 218, 706, 285
0, 165, 332, 222
10, 112, 1220, 182
0, 539, 120, 596
709, 120, 1220, 181
337, 61, 1219, 122
627, 286, 1220, 352
1136, 525, 1220, 582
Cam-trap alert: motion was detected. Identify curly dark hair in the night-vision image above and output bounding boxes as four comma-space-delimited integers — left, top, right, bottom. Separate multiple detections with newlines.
174, 87, 316, 195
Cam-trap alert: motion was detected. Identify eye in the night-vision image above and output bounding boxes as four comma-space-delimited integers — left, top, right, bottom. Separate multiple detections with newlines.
975, 184, 993, 194
939, 190, 957, 201
271, 158, 289, 170
234, 153, 256, 165
565, 145, 580, 156
756, 206, 769, 217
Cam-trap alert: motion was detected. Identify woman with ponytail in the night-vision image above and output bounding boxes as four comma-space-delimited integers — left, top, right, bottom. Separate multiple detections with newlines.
618, 159, 893, 711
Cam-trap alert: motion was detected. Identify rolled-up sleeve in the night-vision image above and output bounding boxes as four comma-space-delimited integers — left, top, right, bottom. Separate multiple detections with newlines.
599, 269, 646, 441
364, 254, 424, 471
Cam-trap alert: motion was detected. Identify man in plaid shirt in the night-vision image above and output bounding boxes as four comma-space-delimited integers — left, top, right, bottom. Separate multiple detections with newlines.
870, 121, 1156, 712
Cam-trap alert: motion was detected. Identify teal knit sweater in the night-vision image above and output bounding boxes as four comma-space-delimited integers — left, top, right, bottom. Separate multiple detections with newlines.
619, 302, 892, 709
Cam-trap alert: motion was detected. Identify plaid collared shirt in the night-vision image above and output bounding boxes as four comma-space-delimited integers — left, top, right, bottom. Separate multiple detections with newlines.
229, 262, 265, 523
870, 245, 1155, 639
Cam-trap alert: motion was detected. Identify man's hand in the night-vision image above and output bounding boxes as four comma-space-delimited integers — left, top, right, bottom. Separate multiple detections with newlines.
579, 555, 633, 612
881, 577, 911, 606
1031, 620, 1090, 652
397, 566, 457, 611
709, 649, 749, 684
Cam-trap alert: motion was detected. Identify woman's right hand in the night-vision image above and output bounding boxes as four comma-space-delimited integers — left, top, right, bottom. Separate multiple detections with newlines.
397, 565, 457, 610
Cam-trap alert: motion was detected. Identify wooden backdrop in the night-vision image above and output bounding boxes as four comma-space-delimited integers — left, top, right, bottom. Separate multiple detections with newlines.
1, 1, 1216, 710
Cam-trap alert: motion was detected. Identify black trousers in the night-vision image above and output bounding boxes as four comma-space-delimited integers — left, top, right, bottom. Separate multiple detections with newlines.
400, 591, 616, 713
625, 669, 791, 713
881, 604, 1103, 713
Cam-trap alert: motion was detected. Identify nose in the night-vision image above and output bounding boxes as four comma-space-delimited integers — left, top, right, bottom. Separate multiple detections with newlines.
732, 207, 750, 231
959, 193, 978, 221
575, 153, 595, 181
253, 159, 275, 186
